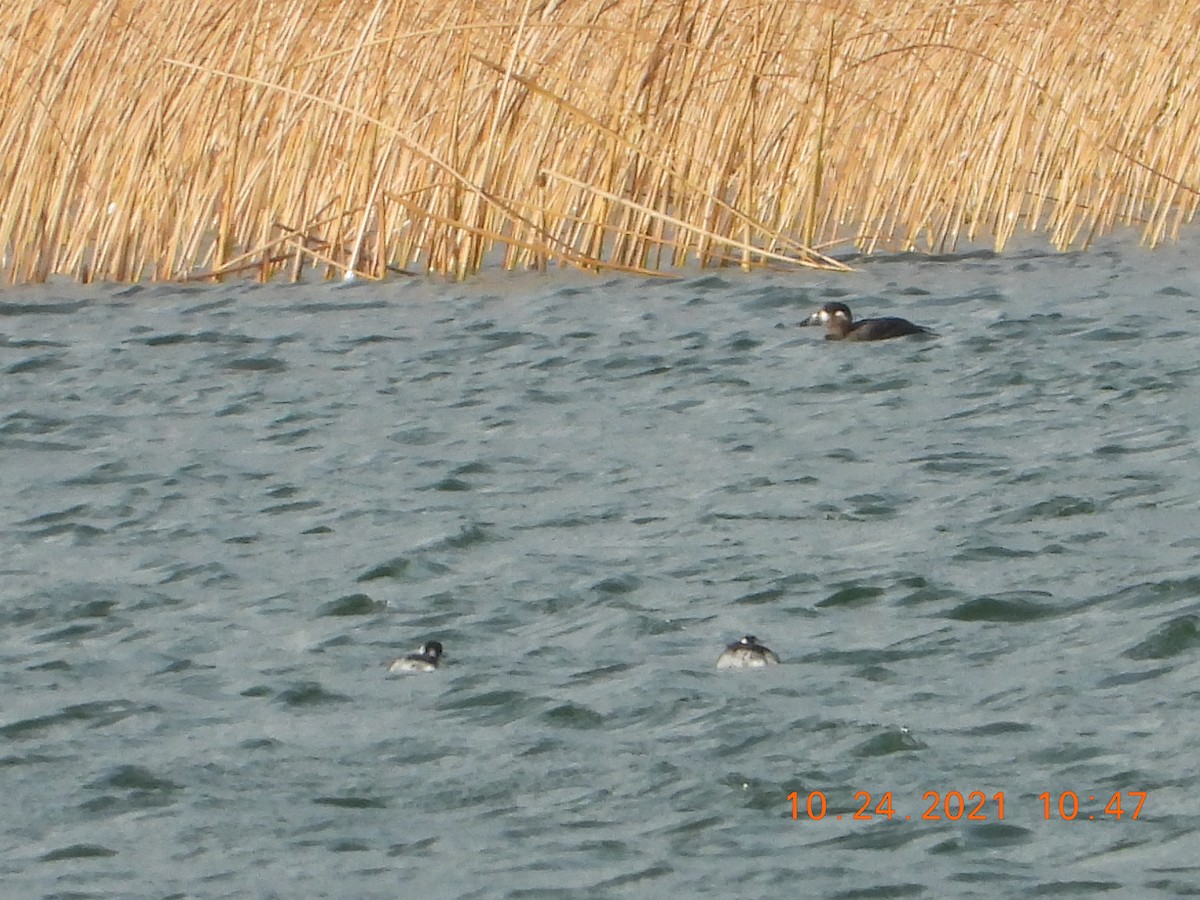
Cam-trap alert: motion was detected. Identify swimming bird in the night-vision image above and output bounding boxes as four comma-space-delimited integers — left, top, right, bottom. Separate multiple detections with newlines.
800, 302, 933, 341
716, 635, 781, 669
387, 640, 444, 674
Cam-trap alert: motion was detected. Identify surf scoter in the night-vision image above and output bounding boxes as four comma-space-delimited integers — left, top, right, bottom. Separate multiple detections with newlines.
801, 302, 933, 341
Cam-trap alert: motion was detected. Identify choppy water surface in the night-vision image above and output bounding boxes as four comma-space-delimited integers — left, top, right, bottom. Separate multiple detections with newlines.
3, 236, 1200, 898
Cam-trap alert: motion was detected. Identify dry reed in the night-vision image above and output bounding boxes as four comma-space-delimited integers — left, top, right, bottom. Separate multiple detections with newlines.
2, 0, 1199, 283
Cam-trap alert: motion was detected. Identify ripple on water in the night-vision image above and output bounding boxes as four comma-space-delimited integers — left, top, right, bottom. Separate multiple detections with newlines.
1123, 615, 1200, 660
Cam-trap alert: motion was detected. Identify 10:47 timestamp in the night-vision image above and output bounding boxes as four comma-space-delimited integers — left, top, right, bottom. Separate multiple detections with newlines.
1038, 790, 1146, 820
788, 790, 1146, 822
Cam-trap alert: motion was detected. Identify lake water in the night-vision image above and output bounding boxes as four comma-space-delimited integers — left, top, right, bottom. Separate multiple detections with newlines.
3, 235, 1200, 898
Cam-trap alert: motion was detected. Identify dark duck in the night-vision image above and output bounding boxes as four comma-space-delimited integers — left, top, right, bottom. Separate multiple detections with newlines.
800, 302, 933, 341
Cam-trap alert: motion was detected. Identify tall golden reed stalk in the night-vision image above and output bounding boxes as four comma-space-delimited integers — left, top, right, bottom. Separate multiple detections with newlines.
1, 0, 1198, 283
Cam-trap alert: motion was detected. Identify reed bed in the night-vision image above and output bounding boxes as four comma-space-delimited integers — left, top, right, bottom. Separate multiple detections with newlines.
2, 0, 1199, 283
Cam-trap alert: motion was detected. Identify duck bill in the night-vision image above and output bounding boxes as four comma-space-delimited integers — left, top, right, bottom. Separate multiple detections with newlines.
799, 312, 822, 327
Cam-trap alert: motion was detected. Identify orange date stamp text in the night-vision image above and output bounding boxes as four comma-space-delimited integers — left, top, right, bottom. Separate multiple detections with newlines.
787, 790, 1146, 822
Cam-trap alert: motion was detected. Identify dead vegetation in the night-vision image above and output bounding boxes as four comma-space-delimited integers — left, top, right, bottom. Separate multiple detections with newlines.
1, 0, 1198, 283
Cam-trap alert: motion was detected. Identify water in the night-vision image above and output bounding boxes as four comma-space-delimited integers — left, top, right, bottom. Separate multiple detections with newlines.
3, 236, 1200, 898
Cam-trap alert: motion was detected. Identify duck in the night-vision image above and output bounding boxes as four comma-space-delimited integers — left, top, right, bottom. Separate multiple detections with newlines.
716, 635, 781, 669
387, 640, 444, 674
800, 301, 933, 341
